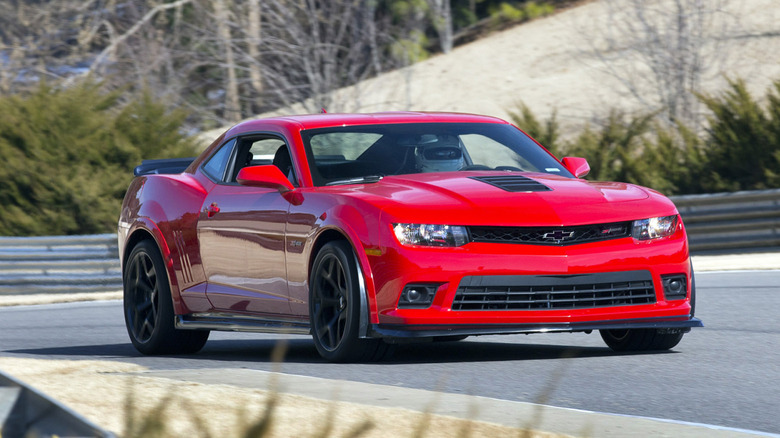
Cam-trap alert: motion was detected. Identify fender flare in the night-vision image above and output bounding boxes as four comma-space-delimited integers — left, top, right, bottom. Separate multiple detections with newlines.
309, 205, 379, 338
122, 215, 189, 315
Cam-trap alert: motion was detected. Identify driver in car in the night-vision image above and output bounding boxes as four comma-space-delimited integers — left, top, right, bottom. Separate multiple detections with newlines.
415, 135, 465, 172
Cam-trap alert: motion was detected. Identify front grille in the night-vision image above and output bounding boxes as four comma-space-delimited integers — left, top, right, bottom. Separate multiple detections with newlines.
453, 271, 656, 311
469, 222, 631, 246
469, 175, 551, 192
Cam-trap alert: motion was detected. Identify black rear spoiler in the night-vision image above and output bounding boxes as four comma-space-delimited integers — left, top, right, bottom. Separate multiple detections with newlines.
134, 157, 196, 177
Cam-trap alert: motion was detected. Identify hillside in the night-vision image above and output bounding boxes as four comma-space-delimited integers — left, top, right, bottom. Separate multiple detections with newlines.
212, 0, 780, 144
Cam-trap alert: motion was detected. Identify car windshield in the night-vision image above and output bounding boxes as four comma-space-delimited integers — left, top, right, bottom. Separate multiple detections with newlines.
300, 122, 573, 186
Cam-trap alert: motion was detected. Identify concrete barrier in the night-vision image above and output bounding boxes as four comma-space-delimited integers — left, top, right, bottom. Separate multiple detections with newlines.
0, 370, 114, 437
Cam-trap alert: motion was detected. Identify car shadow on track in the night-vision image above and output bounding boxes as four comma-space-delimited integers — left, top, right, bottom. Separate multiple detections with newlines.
5, 337, 677, 364
382, 340, 678, 364
6, 343, 139, 358
188, 337, 678, 364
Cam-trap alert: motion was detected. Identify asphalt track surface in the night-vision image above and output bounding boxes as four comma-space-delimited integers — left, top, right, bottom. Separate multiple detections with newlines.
1, 270, 778, 435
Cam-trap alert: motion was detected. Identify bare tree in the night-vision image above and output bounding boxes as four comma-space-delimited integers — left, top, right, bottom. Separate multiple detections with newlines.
212, 0, 241, 122
427, 0, 454, 53
581, 0, 736, 126
0, 0, 400, 128
245, 0, 264, 96
0, 0, 102, 93
252, 0, 389, 113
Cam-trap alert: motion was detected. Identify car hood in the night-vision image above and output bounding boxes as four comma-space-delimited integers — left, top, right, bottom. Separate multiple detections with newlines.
343, 172, 676, 226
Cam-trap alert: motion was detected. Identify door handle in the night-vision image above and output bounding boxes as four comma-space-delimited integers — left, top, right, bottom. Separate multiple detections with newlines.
205, 202, 220, 218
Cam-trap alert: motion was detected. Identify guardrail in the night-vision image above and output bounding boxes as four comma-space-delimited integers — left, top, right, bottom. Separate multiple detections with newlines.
0, 234, 121, 295
671, 188, 780, 252
0, 189, 777, 296
1, 370, 114, 437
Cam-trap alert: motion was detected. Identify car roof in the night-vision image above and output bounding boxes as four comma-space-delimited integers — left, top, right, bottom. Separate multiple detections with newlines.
229, 111, 510, 133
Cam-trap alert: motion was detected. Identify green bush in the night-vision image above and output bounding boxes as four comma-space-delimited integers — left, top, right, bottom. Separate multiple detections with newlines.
509, 78, 780, 195
0, 81, 196, 236
698, 78, 780, 191
488, 2, 555, 27
523, 2, 556, 20
497, 3, 526, 22
509, 103, 666, 189
508, 102, 561, 152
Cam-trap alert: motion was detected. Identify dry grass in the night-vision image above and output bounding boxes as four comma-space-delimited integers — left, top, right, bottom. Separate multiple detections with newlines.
0, 357, 570, 438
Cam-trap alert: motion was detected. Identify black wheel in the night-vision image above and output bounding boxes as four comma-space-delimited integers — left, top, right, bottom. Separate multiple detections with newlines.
600, 328, 684, 352
124, 240, 209, 355
309, 241, 391, 362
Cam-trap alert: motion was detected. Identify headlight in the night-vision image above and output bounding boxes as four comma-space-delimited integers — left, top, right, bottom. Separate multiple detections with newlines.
632, 216, 678, 240
393, 223, 470, 247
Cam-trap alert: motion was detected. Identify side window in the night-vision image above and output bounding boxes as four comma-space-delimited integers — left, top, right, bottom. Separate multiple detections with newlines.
249, 138, 287, 161
229, 136, 297, 186
202, 138, 236, 182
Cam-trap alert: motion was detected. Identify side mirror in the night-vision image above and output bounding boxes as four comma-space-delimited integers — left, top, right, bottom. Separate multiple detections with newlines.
562, 157, 590, 178
237, 165, 295, 192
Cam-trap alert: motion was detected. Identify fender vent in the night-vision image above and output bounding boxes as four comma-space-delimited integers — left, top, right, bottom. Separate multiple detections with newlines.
469, 175, 551, 192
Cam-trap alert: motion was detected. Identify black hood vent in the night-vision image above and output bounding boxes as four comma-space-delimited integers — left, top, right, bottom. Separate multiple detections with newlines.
469, 175, 551, 192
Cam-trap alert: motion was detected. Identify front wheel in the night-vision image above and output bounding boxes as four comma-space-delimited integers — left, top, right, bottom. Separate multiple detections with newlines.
309, 241, 391, 362
600, 328, 684, 352
124, 240, 209, 355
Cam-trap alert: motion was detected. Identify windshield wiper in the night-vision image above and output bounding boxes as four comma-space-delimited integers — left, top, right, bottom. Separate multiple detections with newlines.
325, 175, 384, 186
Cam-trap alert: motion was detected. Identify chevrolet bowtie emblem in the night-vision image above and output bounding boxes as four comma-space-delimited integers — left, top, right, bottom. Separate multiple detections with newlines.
543, 230, 575, 243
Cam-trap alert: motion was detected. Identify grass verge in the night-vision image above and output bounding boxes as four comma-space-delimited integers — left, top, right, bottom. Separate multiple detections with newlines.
0, 357, 570, 438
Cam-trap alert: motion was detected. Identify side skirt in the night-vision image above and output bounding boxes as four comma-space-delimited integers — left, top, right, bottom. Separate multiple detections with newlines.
175, 313, 310, 335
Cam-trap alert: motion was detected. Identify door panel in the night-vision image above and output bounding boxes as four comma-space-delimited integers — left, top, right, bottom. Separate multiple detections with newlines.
198, 184, 292, 316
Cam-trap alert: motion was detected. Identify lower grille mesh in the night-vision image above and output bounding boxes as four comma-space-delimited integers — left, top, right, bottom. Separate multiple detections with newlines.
453, 271, 656, 311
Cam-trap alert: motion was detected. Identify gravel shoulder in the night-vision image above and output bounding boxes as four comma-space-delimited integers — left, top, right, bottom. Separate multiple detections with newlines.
0, 358, 561, 438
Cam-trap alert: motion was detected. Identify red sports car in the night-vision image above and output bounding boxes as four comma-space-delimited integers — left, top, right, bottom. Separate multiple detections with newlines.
118, 112, 701, 361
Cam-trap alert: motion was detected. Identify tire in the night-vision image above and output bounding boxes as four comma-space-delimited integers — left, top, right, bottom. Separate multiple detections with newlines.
600, 328, 684, 352
124, 240, 209, 355
309, 241, 392, 362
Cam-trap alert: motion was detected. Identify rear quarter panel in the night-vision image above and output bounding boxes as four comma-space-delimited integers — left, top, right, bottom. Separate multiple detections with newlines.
119, 173, 211, 314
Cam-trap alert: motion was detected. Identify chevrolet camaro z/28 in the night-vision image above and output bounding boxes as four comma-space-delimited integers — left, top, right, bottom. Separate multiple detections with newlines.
118, 112, 702, 362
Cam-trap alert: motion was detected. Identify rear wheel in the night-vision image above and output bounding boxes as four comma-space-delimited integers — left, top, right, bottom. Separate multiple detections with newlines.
309, 241, 391, 362
124, 240, 209, 355
600, 328, 684, 351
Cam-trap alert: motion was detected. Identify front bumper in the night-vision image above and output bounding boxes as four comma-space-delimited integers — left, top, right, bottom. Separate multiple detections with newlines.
370, 315, 703, 338
367, 225, 695, 328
